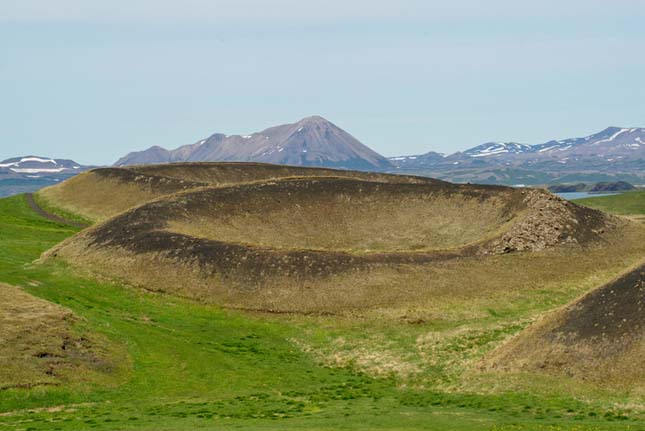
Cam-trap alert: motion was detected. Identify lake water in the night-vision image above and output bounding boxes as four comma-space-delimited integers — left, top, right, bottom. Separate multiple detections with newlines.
555, 192, 622, 201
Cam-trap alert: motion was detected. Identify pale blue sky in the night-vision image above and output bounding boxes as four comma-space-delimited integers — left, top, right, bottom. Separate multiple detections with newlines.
2, 0, 644, 165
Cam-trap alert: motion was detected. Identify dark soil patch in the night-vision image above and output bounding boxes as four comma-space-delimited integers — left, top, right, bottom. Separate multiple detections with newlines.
482, 262, 645, 385
556, 264, 645, 340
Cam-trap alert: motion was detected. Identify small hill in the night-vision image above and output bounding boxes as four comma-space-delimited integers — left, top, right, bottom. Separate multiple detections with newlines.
0, 283, 105, 390
115, 116, 393, 171
482, 263, 645, 388
45, 171, 613, 313
36, 162, 436, 222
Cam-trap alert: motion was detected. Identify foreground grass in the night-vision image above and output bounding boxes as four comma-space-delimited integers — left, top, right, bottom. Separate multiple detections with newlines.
0, 194, 644, 430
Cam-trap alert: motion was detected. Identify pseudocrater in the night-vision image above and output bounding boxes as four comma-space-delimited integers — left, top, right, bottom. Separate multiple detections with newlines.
45, 176, 614, 312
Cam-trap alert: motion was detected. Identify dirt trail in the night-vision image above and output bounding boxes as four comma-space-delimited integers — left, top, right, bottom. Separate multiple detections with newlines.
25, 193, 89, 229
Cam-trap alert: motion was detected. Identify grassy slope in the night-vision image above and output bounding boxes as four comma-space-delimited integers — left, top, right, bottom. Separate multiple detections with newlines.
1, 194, 645, 430
575, 190, 645, 216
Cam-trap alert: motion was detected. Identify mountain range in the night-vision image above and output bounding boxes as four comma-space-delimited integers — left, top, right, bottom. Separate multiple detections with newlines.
389, 126, 645, 185
115, 116, 393, 171
0, 156, 91, 197
115, 118, 645, 185
4, 119, 645, 198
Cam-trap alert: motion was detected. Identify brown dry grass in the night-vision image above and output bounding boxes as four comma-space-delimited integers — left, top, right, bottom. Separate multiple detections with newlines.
36, 169, 204, 222
480, 260, 645, 389
166, 187, 517, 253
37, 163, 440, 223
0, 283, 109, 390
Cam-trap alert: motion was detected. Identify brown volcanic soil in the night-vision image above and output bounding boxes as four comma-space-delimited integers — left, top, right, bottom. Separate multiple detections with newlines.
482, 263, 645, 387
45, 175, 614, 312
37, 162, 438, 222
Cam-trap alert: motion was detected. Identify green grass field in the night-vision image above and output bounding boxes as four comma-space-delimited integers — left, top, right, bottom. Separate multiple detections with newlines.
575, 190, 645, 216
1, 193, 645, 430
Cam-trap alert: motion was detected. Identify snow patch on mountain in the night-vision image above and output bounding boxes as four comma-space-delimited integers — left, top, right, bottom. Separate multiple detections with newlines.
0, 156, 88, 175
11, 167, 68, 173
465, 142, 531, 158
594, 128, 630, 145
0, 157, 58, 168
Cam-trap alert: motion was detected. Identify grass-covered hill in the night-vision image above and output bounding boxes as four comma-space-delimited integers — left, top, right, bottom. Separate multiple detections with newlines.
1, 166, 645, 430
36, 162, 438, 222
45, 168, 613, 313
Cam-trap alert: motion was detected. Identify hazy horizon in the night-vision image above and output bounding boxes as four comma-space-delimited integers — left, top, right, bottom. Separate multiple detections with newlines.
2, 0, 645, 165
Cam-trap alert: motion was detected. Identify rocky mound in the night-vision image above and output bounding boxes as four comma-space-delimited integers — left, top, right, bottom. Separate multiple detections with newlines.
37, 162, 437, 222
44, 174, 614, 312
486, 190, 612, 253
482, 263, 645, 388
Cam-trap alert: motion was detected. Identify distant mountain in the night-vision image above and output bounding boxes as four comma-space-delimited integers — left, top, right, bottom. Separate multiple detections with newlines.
389, 127, 645, 185
115, 116, 393, 171
388, 151, 445, 169
0, 156, 86, 175
548, 181, 636, 193
0, 156, 92, 197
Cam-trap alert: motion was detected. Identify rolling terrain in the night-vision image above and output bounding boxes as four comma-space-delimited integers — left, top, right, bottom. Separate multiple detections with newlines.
1, 165, 645, 429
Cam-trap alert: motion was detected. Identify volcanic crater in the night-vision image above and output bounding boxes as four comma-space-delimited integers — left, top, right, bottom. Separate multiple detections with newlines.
42, 164, 614, 312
